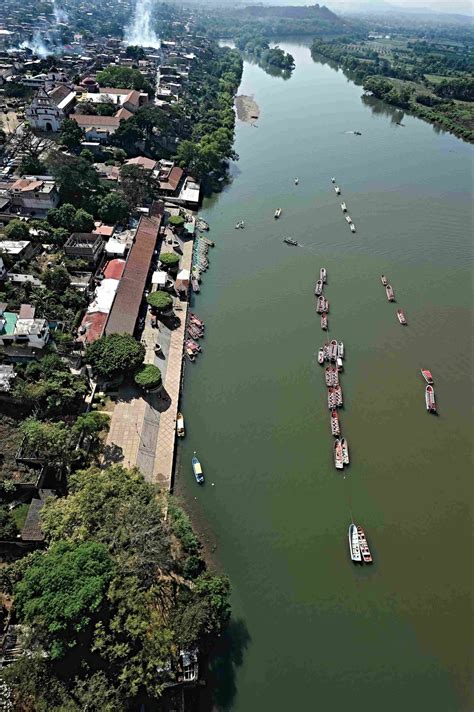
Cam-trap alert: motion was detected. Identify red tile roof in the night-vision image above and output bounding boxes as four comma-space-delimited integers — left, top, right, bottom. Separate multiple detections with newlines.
103, 258, 126, 280
72, 114, 120, 128
159, 166, 183, 192
105, 216, 161, 336
79, 311, 108, 343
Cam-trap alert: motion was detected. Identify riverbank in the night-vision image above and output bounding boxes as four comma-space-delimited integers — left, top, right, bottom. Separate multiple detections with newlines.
235, 94, 260, 124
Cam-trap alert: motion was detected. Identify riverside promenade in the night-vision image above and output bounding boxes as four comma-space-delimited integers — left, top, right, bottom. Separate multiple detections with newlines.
105, 235, 193, 491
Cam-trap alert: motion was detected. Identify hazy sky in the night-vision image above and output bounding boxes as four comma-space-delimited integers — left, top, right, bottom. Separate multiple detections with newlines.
330, 0, 473, 13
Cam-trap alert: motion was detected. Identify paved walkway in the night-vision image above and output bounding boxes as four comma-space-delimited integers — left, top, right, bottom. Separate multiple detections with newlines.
105, 234, 193, 491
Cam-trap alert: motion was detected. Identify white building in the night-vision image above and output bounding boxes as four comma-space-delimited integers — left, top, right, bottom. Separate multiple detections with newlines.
0, 303, 50, 350
26, 85, 76, 132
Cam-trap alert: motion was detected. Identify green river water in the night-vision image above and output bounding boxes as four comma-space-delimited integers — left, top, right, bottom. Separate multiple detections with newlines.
175, 41, 473, 712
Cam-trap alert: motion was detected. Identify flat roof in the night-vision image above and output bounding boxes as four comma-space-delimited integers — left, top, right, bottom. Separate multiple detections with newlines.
105, 215, 161, 336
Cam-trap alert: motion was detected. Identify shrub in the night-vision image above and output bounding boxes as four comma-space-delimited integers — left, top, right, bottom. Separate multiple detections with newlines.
169, 215, 185, 228
133, 364, 162, 391
146, 291, 173, 312
159, 252, 180, 268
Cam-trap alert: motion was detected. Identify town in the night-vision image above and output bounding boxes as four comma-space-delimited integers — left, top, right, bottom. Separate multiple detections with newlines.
0, 0, 241, 707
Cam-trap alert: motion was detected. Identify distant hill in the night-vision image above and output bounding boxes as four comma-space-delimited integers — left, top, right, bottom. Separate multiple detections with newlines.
243, 4, 341, 21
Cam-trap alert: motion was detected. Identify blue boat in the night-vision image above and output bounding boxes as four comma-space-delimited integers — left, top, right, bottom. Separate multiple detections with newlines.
192, 452, 204, 484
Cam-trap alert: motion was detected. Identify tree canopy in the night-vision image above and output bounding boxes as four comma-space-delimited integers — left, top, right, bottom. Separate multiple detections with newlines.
134, 363, 162, 391
84, 333, 145, 378
147, 291, 173, 311
15, 540, 114, 659
59, 118, 85, 150
96, 66, 153, 94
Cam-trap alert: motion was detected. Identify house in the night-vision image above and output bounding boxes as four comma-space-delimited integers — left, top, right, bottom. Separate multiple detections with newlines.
156, 161, 184, 197
124, 156, 158, 172
10, 177, 59, 216
178, 176, 200, 207
71, 111, 132, 142
78, 259, 126, 344
25, 84, 76, 132
0, 303, 50, 351
0, 241, 35, 261
64, 233, 104, 267
77, 87, 148, 113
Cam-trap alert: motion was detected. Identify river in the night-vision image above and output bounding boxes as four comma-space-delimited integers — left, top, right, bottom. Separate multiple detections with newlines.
175, 41, 473, 712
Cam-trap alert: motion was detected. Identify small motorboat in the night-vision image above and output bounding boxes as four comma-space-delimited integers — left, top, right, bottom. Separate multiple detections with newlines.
357, 526, 373, 564
381, 274, 388, 286
176, 412, 185, 437
240, 220, 245, 229
317, 349, 324, 365
331, 177, 336, 184
321, 314, 328, 330
338, 342, 344, 359
334, 384, 343, 407
341, 202, 347, 212
349, 523, 362, 562
315, 279, 323, 296
328, 387, 336, 410
334, 185, 341, 195
186, 347, 196, 362
330, 339, 338, 362
320, 267, 327, 283
294, 178, 299, 185
425, 385, 437, 413
192, 452, 204, 484
274, 208, 282, 219
316, 296, 326, 314
154, 342, 163, 355
421, 369, 434, 384
397, 309, 407, 325
336, 357, 344, 371
197, 219, 209, 231
350, 223, 356, 233
283, 238, 298, 246
334, 439, 344, 470
345, 215, 352, 224
385, 284, 395, 302
234, 222, 241, 229
354, 131, 362, 136
341, 437, 350, 465
330, 409, 340, 436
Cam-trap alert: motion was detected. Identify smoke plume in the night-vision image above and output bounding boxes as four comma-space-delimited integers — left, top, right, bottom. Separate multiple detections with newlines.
53, 1, 69, 24
125, 0, 160, 49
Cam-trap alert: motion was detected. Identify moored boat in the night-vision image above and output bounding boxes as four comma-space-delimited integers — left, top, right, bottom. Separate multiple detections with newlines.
328, 387, 336, 409
330, 339, 338, 362
315, 279, 323, 296
357, 526, 373, 564
345, 215, 352, 224
320, 267, 327, 283
317, 349, 324, 364
334, 439, 344, 470
283, 238, 298, 246
325, 367, 332, 387
338, 342, 344, 359
349, 523, 362, 562
316, 296, 326, 314
341, 437, 350, 465
331, 177, 336, 183
381, 274, 388, 286
397, 309, 407, 325
274, 208, 282, 219
331, 409, 340, 436
425, 385, 437, 413
421, 369, 434, 384
350, 223, 356, 233
294, 178, 299, 185
334, 384, 343, 406
341, 202, 347, 212
192, 452, 204, 484
334, 185, 341, 195
176, 412, 185, 437
385, 284, 395, 302
336, 357, 344, 371
321, 314, 328, 330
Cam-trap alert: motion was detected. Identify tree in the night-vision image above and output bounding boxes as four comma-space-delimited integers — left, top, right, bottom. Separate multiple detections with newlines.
119, 164, 155, 206
169, 215, 185, 228
19, 418, 73, 463
159, 252, 180, 269
0, 506, 19, 540
19, 154, 43, 175
84, 333, 145, 378
59, 118, 85, 150
47, 202, 76, 230
98, 191, 130, 224
72, 208, 95, 233
146, 291, 173, 312
43, 266, 70, 292
134, 364, 162, 391
14, 540, 114, 659
80, 148, 95, 163
47, 153, 101, 209
3, 219, 30, 240
96, 66, 152, 93
125, 45, 146, 61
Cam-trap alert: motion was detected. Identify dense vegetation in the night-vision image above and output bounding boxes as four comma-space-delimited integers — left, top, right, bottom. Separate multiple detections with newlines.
236, 33, 295, 71
1, 465, 231, 708
311, 38, 474, 142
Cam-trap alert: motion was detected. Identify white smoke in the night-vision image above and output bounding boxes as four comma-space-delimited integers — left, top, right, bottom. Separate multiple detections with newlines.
53, 1, 68, 24
124, 0, 160, 49
19, 31, 52, 58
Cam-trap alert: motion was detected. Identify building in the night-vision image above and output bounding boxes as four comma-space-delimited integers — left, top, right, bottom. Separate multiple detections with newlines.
0, 241, 35, 261
105, 215, 161, 336
71, 112, 131, 142
124, 156, 158, 172
78, 259, 126, 344
0, 303, 50, 350
157, 161, 184, 197
25, 85, 76, 132
10, 177, 59, 216
64, 233, 104, 267
178, 176, 200, 207
76, 87, 148, 113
